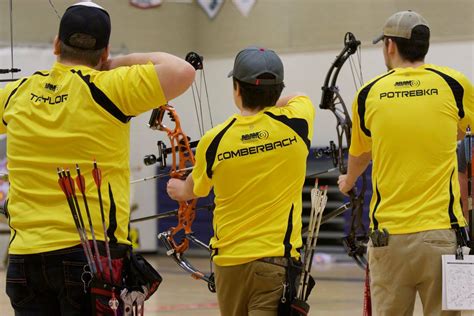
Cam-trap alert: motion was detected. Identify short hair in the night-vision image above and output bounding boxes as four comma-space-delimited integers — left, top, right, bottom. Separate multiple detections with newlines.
233, 73, 285, 111
385, 25, 430, 62
59, 33, 105, 67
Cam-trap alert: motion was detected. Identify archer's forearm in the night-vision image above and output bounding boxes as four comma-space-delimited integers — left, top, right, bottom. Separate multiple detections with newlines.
103, 52, 183, 70
103, 52, 195, 101
459, 171, 469, 220
346, 152, 372, 186
180, 174, 198, 201
275, 93, 306, 107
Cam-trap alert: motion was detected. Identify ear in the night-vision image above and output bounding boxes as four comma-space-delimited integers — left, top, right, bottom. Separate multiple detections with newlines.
100, 45, 110, 64
386, 38, 397, 55
53, 35, 60, 56
234, 80, 241, 97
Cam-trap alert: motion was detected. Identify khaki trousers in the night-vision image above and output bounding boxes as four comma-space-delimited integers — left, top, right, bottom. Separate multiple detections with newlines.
369, 229, 461, 316
214, 260, 286, 316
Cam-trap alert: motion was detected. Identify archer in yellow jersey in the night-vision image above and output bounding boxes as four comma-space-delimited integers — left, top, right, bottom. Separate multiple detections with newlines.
167, 47, 315, 316
339, 11, 473, 316
1, 2, 195, 315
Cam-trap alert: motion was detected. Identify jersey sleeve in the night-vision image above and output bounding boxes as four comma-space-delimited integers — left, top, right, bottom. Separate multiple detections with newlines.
458, 74, 474, 132
349, 91, 372, 156
0, 80, 23, 134
191, 132, 214, 197
96, 63, 167, 116
275, 95, 315, 141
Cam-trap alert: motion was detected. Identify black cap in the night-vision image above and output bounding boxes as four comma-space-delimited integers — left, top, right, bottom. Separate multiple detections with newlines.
228, 46, 284, 85
59, 2, 111, 50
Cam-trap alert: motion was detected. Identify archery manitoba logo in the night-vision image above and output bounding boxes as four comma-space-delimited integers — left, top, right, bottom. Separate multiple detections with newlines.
241, 130, 269, 143
44, 83, 58, 92
394, 80, 421, 88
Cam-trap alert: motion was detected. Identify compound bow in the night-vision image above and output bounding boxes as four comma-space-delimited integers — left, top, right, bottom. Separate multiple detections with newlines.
144, 52, 216, 292
317, 32, 368, 268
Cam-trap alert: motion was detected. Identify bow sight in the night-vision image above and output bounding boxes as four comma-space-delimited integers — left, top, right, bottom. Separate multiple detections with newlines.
314, 140, 338, 168
144, 108, 169, 168
144, 108, 199, 169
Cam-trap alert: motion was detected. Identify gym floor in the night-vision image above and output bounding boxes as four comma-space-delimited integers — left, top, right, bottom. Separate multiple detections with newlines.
0, 255, 429, 316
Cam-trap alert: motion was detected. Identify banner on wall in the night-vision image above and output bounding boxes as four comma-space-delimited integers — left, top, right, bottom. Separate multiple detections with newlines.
130, 0, 163, 9
197, 0, 224, 19
232, 0, 255, 17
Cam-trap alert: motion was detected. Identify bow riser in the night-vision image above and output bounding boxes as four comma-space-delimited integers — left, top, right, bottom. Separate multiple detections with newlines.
167, 199, 198, 253
147, 91, 216, 291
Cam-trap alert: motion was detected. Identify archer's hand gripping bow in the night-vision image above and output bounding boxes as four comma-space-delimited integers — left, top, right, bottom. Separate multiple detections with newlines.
319, 32, 368, 268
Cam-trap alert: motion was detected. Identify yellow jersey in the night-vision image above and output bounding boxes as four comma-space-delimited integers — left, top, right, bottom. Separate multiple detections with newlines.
1, 62, 166, 254
350, 64, 473, 234
192, 96, 315, 266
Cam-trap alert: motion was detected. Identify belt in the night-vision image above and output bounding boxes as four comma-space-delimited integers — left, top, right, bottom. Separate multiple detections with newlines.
258, 257, 289, 267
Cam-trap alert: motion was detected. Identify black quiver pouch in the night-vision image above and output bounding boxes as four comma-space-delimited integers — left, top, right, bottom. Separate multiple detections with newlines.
277, 259, 315, 316
89, 249, 162, 315
124, 253, 163, 300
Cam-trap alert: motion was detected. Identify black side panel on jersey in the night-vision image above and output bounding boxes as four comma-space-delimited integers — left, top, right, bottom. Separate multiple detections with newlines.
72, 70, 133, 124
357, 70, 395, 137
205, 118, 237, 179
425, 68, 465, 119
263, 112, 311, 150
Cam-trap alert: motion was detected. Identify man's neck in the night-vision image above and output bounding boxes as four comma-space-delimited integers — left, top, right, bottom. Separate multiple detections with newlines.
240, 108, 262, 116
57, 57, 99, 69
390, 58, 425, 70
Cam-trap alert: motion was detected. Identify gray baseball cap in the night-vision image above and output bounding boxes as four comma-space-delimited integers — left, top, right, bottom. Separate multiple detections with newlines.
373, 10, 429, 44
227, 46, 284, 85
